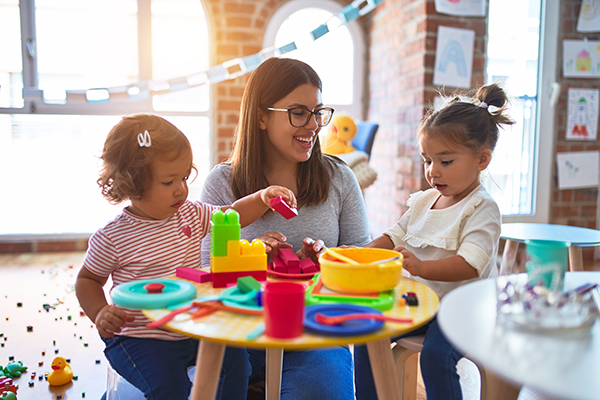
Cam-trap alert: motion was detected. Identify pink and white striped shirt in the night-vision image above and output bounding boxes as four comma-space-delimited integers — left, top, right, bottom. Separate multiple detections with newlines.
83, 200, 218, 340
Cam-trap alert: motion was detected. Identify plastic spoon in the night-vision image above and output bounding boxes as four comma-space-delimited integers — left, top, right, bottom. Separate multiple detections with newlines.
315, 312, 413, 325
324, 248, 359, 264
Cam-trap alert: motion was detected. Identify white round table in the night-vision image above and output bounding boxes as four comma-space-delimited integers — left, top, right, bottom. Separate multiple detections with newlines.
438, 272, 600, 400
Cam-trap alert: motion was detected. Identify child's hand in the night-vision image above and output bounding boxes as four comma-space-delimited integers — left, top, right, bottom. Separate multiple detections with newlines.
261, 186, 297, 209
95, 305, 134, 338
256, 231, 292, 255
394, 246, 423, 277
296, 237, 326, 262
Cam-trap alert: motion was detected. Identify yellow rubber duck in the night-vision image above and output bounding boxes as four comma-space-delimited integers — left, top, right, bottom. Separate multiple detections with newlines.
48, 356, 73, 386
321, 115, 357, 155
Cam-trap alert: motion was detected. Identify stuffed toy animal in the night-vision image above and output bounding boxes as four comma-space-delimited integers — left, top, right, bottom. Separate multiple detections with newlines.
321, 115, 357, 155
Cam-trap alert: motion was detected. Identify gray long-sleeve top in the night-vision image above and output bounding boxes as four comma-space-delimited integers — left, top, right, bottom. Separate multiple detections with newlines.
200, 162, 371, 268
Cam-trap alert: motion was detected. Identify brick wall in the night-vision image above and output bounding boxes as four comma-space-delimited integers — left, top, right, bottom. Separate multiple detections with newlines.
552, 0, 600, 260
362, 0, 488, 236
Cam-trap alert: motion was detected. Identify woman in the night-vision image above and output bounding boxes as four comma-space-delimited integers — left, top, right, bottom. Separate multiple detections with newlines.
200, 57, 371, 399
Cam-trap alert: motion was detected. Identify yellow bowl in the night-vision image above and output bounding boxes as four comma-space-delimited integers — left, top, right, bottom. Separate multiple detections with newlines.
318, 247, 404, 293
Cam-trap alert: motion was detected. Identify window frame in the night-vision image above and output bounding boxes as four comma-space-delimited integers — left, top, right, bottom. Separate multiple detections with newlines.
263, 0, 366, 120
500, 0, 558, 223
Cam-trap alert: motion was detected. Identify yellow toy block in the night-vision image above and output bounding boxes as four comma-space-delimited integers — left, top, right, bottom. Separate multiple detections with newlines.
211, 239, 267, 273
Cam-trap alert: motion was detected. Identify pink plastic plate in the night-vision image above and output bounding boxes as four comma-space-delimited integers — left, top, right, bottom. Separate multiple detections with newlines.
267, 262, 320, 279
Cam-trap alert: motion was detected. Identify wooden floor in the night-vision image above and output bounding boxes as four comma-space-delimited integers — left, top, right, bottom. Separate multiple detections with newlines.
1, 252, 597, 400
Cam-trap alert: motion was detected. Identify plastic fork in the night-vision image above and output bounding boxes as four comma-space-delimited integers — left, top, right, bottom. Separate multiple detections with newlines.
315, 312, 413, 325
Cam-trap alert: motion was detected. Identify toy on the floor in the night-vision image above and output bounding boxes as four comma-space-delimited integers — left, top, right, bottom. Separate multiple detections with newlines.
321, 114, 357, 155
0, 391, 17, 400
48, 357, 73, 386
111, 279, 197, 310
1, 361, 27, 378
0, 376, 17, 395
210, 209, 267, 288
269, 196, 298, 219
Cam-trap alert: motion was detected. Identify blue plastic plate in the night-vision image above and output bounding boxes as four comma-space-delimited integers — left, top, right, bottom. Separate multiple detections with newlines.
303, 304, 384, 336
111, 279, 197, 310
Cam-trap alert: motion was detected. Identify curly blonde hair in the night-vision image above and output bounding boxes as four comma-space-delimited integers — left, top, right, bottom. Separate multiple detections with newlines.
97, 114, 195, 204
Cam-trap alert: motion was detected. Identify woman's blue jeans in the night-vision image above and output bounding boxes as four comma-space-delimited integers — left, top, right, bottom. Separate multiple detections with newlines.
247, 346, 355, 400
354, 318, 464, 400
101, 336, 250, 400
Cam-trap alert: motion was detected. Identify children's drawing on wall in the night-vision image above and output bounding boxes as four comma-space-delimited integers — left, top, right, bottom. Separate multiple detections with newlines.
577, 0, 600, 32
433, 26, 474, 89
563, 40, 600, 77
566, 88, 599, 140
556, 151, 600, 190
434, 0, 486, 16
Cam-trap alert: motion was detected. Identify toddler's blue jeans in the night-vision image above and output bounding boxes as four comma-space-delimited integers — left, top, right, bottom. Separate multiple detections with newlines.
247, 346, 355, 400
101, 336, 250, 400
354, 318, 464, 400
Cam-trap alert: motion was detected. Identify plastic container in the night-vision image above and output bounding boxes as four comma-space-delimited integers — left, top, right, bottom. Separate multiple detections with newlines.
525, 239, 569, 291
263, 282, 306, 338
318, 248, 403, 294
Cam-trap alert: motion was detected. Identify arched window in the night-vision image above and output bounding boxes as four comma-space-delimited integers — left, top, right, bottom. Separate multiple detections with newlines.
0, 0, 211, 236
263, 0, 365, 120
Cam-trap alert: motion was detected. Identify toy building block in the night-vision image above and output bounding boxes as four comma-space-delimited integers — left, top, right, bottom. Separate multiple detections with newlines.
269, 196, 298, 220
287, 267, 301, 275
237, 276, 261, 294
211, 209, 241, 257
212, 270, 267, 288
176, 267, 212, 283
278, 248, 299, 268
271, 255, 287, 273
300, 258, 318, 273
211, 239, 267, 273
403, 292, 419, 306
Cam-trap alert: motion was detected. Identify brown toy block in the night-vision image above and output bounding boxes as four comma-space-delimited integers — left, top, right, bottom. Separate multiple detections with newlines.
176, 267, 212, 283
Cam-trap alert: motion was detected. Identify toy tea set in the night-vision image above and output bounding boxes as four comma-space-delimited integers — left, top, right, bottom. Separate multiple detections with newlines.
496, 239, 600, 332
111, 201, 414, 339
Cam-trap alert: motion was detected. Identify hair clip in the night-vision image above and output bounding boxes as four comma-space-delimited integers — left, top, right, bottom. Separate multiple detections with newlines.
138, 130, 151, 147
479, 101, 489, 109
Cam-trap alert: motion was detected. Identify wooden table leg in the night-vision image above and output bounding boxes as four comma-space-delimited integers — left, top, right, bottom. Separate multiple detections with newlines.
367, 337, 401, 400
500, 239, 520, 275
190, 340, 225, 400
568, 246, 584, 271
266, 347, 283, 400
485, 369, 521, 400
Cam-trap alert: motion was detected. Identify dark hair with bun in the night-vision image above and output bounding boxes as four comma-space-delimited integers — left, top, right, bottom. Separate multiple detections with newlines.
419, 83, 515, 153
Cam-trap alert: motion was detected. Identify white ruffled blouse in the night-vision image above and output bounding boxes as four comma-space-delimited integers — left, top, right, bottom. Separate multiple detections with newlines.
385, 185, 501, 298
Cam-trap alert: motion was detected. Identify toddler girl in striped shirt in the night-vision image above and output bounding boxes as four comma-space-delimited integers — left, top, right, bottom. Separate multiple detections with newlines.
75, 113, 295, 400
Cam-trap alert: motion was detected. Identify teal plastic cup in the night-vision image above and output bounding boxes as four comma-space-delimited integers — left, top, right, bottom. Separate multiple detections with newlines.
525, 239, 569, 291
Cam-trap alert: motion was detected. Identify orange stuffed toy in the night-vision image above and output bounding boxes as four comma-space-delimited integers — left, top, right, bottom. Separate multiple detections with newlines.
321, 115, 357, 155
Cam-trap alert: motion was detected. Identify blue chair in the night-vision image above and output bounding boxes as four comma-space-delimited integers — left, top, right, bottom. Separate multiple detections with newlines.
351, 121, 379, 159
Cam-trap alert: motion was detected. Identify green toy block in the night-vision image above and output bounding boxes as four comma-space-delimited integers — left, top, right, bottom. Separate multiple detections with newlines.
211, 209, 241, 257
237, 276, 261, 293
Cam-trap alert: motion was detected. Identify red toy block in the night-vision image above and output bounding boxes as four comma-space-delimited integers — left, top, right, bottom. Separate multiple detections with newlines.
176, 267, 212, 283
300, 258, 318, 273
269, 196, 298, 220
272, 255, 287, 273
287, 267, 302, 274
212, 270, 267, 288
278, 248, 299, 268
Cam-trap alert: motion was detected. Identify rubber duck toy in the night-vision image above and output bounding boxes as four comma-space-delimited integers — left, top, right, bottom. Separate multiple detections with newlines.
321, 114, 357, 156
48, 357, 73, 386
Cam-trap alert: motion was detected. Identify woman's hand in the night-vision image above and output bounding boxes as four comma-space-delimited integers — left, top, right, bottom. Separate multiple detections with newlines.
94, 305, 134, 338
296, 237, 326, 262
255, 231, 292, 255
260, 186, 297, 209
394, 246, 423, 277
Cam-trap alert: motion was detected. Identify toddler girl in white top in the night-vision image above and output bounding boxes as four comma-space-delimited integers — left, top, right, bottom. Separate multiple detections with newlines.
75, 113, 295, 400
355, 83, 514, 400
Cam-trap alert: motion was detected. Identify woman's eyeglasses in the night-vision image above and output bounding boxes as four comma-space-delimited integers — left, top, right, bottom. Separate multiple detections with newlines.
267, 107, 335, 128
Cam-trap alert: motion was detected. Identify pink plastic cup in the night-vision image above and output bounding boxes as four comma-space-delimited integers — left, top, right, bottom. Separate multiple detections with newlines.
263, 282, 305, 338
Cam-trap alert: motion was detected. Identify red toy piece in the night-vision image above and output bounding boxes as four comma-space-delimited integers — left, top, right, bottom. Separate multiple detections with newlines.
176, 267, 212, 283
272, 255, 287, 273
278, 248, 299, 268
269, 196, 298, 220
212, 270, 267, 288
300, 258, 318, 273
